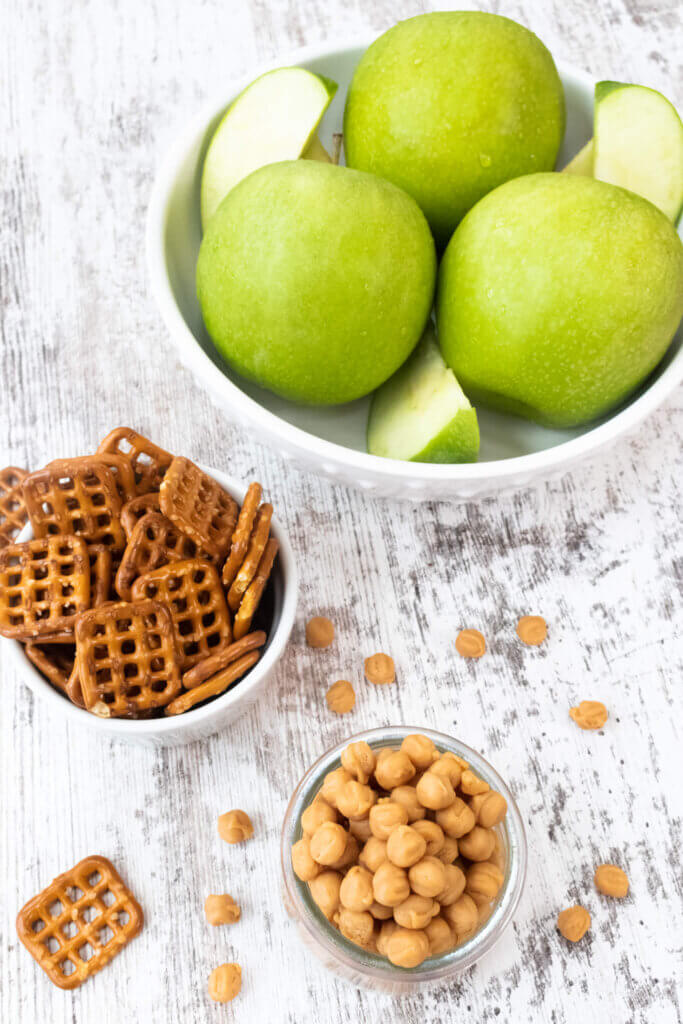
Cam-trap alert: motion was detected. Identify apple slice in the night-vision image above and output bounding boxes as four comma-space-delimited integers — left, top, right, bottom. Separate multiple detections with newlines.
367, 327, 479, 463
563, 139, 593, 176
593, 81, 683, 222
200, 67, 337, 228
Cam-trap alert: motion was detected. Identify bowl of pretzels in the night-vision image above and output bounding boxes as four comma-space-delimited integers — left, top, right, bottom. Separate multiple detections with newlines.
0, 428, 297, 746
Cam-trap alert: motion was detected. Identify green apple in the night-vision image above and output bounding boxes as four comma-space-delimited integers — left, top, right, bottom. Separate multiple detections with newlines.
344, 12, 565, 247
367, 326, 479, 463
197, 160, 437, 405
593, 82, 683, 222
200, 67, 337, 228
563, 140, 594, 176
437, 173, 683, 428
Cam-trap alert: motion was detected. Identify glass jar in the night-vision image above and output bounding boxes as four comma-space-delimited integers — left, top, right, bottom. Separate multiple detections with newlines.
281, 725, 527, 993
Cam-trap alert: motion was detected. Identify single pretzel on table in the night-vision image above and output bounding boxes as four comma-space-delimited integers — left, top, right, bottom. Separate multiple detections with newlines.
16, 854, 143, 989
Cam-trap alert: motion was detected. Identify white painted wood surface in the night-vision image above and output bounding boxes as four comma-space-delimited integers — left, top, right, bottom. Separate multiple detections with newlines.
1, 0, 682, 1021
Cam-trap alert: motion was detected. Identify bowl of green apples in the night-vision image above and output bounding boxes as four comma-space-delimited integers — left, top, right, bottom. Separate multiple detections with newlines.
147, 14, 683, 501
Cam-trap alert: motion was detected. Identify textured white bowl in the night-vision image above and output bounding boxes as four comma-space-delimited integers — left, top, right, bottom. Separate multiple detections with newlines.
7, 466, 297, 746
147, 38, 683, 501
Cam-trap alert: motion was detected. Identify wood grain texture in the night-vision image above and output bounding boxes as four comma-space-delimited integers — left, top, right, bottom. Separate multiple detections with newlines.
1, 0, 682, 1021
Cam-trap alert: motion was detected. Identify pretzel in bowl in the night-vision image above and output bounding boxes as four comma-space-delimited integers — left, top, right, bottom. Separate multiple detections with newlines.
160, 456, 238, 561
16, 855, 143, 989
0, 466, 29, 549
1, 431, 281, 719
75, 599, 182, 717
131, 558, 232, 668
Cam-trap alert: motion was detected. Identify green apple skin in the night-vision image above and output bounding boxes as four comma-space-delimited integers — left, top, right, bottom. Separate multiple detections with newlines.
197, 160, 437, 405
367, 327, 479, 463
437, 173, 683, 428
344, 12, 565, 247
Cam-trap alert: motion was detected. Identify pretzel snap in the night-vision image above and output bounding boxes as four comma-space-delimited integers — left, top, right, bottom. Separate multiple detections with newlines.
164, 650, 260, 716
0, 466, 29, 549
75, 599, 182, 717
16, 854, 143, 989
88, 544, 112, 607
25, 642, 75, 695
97, 427, 173, 495
0, 535, 91, 640
221, 482, 262, 587
131, 558, 232, 668
115, 512, 208, 600
233, 537, 279, 641
227, 504, 273, 612
23, 458, 126, 553
121, 493, 162, 538
160, 457, 238, 561
182, 630, 266, 689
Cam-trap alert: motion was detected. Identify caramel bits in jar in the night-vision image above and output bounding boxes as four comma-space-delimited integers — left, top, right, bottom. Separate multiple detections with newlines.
290, 734, 510, 969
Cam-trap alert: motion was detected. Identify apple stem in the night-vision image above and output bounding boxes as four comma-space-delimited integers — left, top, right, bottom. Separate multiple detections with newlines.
332, 133, 343, 166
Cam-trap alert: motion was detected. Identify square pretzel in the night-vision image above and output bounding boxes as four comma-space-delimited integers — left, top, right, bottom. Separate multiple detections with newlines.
121, 492, 162, 538
0, 535, 91, 639
23, 458, 126, 553
115, 512, 211, 600
16, 855, 143, 990
75, 599, 182, 717
97, 427, 173, 495
160, 457, 237, 560
131, 558, 232, 668
0, 466, 29, 549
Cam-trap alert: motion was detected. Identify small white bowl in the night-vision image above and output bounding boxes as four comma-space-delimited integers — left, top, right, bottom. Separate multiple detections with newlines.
7, 465, 297, 746
147, 38, 683, 501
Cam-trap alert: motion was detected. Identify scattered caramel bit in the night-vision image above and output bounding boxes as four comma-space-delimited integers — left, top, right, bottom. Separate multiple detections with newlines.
516, 615, 547, 646
218, 809, 254, 844
208, 963, 241, 1002
557, 904, 591, 942
204, 894, 241, 925
306, 616, 335, 648
455, 629, 486, 659
569, 701, 608, 730
326, 679, 355, 714
594, 863, 629, 898
364, 652, 395, 685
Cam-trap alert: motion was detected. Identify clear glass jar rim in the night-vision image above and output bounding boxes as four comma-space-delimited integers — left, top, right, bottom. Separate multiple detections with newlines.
281, 725, 528, 985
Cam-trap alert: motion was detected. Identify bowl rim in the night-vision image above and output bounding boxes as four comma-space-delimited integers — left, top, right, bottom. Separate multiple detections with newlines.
280, 725, 528, 986
146, 38, 683, 487
6, 463, 298, 737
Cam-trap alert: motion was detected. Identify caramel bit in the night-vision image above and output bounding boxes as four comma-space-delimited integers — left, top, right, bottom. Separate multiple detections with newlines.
204, 894, 241, 926
208, 963, 241, 1003
570, 701, 608, 730
306, 616, 335, 649
218, 809, 254, 844
326, 679, 355, 714
455, 629, 486, 659
557, 905, 591, 942
364, 652, 395, 685
516, 615, 547, 646
594, 863, 629, 898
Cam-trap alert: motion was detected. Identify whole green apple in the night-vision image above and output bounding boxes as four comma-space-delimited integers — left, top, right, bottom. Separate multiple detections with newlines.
197, 160, 436, 405
344, 12, 565, 247
437, 173, 683, 428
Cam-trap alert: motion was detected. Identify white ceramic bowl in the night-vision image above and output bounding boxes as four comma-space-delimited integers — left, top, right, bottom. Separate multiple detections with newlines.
147, 38, 683, 501
7, 466, 298, 746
